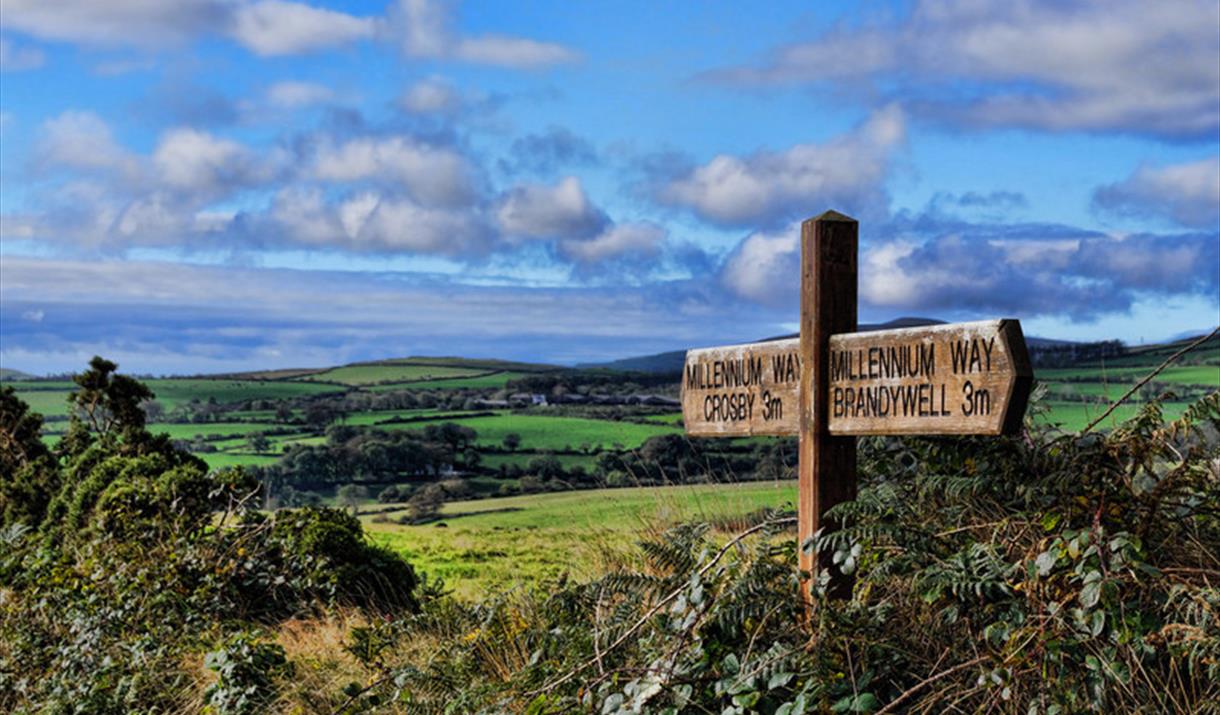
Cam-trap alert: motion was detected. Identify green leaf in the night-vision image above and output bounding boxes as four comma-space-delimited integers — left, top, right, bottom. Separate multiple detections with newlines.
1090, 611, 1105, 636
722, 653, 740, 675
768, 671, 794, 689
1080, 580, 1101, 609
851, 693, 880, 713
733, 691, 760, 708
1036, 551, 1057, 576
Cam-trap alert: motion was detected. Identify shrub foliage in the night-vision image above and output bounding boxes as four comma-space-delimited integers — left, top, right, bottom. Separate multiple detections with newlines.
333, 392, 1219, 714
0, 358, 418, 713
1, 357, 1216, 713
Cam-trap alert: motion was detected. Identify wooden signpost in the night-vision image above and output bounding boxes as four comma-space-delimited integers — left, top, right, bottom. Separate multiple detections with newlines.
681, 211, 1033, 598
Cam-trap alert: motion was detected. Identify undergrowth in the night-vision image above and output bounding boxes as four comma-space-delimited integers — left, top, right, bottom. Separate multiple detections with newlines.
2, 359, 1217, 713
333, 391, 1219, 714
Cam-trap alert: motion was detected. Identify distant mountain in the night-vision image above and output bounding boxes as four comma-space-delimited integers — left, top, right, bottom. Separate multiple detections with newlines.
581, 317, 952, 375
0, 367, 35, 381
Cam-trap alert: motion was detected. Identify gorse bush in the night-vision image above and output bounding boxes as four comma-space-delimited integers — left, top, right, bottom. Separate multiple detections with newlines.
0, 358, 419, 713
330, 391, 1218, 714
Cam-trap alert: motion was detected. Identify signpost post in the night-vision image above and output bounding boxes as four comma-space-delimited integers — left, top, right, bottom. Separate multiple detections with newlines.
681, 210, 1033, 599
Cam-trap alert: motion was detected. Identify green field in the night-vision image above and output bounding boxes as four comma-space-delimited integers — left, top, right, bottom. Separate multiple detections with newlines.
643, 412, 684, 425
1036, 364, 1220, 385
1034, 401, 1190, 432
10, 378, 342, 418
267, 434, 328, 448
1044, 381, 1130, 398
377, 356, 557, 372
7, 390, 74, 418
144, 379, 344, 409
364, 371, 531, 391
365, 481, 797, 598
377, 412, 682, 450
198, 452, 282, 469
301, 363, 490, 385
147, 422, 296, 441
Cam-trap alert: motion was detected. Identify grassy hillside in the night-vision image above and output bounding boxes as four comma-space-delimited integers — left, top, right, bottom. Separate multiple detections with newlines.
1034, 332, 1218, 431
7, 378, 343, 418
364, 371, 532, 391
373, 412, 682, 450
364, 481, 798, 598
302, 363, 492, 385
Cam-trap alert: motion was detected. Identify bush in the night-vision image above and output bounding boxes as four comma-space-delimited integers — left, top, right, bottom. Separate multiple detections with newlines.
334, 392, 1220, 713
269, 507, 419, 613
203, 631, 291, 715
378, 484, 412, 503
0, 359, 422, 713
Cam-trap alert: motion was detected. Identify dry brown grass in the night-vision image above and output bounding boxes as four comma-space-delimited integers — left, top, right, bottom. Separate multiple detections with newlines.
272, 609, 372, 714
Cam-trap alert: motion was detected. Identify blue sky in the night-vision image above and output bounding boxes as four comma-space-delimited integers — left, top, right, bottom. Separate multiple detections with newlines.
1, 0, 1217, 375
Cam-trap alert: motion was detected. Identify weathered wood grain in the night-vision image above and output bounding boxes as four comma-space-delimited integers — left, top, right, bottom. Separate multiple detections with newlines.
680, 339, 800, 437
800, 211, 858, 600
827, 319, 1032, 436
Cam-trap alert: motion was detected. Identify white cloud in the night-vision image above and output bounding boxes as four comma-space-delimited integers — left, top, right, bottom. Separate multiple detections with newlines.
495, 176, 607, 240
229, 1, 377, 56
719, 217, 1219, 318
390, 0, 577, 68
0, 37, 45, 71
394, 0, 451, 57
662, 105, 904, 226
3, 0, 229, 47
718, 223, 800, 306
36, 111, 141, 179
311, 135, 478, 207
267, 187, 491, 255
1094, 158, 1220, 229
398, 77, 462, 115
711, 0, 1220, 139
4, 0, 575, 68
560, 222, 665, 263
266, 81, 336, 108
153, 128, 269, 198
454, 35, 577, 68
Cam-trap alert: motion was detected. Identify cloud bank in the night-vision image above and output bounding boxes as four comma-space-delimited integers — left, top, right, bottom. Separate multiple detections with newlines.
707, 0, 1220, 140
3, 0, 577, 67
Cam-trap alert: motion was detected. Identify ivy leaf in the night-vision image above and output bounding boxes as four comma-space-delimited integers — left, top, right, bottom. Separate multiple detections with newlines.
769, 671, 795, 689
